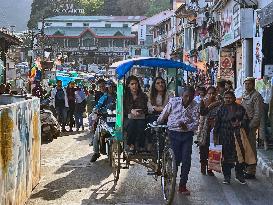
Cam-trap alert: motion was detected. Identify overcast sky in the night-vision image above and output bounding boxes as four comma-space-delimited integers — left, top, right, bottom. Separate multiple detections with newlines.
0, 0, 32, 32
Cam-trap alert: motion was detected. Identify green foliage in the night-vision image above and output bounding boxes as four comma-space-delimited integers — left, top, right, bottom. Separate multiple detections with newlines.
80, 0, 104, 15
145, 0, 171, 17
28, 0, 171, 29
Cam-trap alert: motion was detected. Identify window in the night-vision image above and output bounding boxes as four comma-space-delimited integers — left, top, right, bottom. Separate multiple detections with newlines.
66, 23, 72, 27
105, 23, 111, 28
123, 24, 128, 28
83, 38, 95, 47
68, 39, 79, 47
83, 23, 89, 27
135, 48, 141, 56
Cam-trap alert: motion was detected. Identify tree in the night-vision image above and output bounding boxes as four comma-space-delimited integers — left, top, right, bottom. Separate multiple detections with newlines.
117, 0, 150, 16
80, 0, 104, 15
103, 0, 121, 16
145, 0, 171, 17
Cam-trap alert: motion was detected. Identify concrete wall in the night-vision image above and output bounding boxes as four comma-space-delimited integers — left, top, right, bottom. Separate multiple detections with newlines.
0, 96, 41, 205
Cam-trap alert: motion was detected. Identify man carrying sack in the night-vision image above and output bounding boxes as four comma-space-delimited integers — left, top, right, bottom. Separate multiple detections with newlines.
241, 77, 263, 179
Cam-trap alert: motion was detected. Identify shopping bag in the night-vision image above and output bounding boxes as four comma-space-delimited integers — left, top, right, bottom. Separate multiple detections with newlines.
208, 143, 222, 173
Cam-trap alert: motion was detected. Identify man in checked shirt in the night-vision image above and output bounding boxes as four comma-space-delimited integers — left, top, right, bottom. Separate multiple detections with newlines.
157, 86, 200, 195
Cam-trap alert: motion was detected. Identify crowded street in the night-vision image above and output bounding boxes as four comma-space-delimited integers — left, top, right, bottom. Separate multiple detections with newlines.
1, 0, 273, 205
25, 128, 273, 205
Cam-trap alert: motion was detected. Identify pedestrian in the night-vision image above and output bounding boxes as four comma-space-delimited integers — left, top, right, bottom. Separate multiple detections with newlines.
225, 80, 234, 92
51, 80, 69, 132
66, 81, 76, 132
75, 86, 87, 131
157, 86, 200, 195
216, 79, 226, 101
241, 77, 263, 179
213, 91, 247, 185
194, 86, 206, 104
4, 83, 12, 94
32, 81, 44, 98
95, 79, 107, 103
29, 56, 42, 90
0, 83, 6, 94
198, 86, 221, 176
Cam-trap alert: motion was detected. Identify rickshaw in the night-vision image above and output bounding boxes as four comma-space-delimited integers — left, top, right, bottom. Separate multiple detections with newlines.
108, 57, 197, 205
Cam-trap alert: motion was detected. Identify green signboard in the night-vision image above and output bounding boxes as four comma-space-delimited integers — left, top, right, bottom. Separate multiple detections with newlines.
0, 60, 4, 84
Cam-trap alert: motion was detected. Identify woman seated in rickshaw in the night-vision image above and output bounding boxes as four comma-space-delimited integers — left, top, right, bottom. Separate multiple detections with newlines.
124, 75, 148, 154
147, 77, 174, 120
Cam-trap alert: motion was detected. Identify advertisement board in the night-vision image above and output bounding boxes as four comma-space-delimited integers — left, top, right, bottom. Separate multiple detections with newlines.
219, 50, 235, 85
253, 10, 263, 79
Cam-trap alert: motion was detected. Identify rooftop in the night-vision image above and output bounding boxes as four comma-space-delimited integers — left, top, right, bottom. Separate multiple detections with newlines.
45, 16, 146, 22
44, 27, 135, 38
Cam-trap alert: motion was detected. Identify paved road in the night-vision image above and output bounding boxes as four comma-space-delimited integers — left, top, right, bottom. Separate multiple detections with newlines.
26, 130, 273, 205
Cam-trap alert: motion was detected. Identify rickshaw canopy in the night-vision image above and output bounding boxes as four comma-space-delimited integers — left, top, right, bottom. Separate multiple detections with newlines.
114, 57, 197, 80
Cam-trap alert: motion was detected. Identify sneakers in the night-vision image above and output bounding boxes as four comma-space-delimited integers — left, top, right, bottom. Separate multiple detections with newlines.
178, 185, 190, 195
235, 177, 247, 185
222, 178, 230, 185
244, 173, 256, 179
90, 153, 100, 162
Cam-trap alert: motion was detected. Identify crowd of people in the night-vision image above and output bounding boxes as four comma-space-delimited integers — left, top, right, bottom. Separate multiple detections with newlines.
4, 70, 263, 196
108, 75, 262, 195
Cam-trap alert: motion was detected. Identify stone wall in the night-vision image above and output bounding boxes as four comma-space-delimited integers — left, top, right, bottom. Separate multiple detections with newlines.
0, 96, 41, 205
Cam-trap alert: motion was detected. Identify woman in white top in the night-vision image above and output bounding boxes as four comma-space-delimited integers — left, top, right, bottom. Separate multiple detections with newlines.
148, 77, 173, 116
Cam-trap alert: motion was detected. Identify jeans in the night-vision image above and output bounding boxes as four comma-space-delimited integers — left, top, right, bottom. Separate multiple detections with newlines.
169, 130, 193, 186
93, 128, 99, 154
222, 162, 244, 180
75, 112, 83, 129
55, 106, 68, 130
126, 119, 146, 148
68, 105, 75, 129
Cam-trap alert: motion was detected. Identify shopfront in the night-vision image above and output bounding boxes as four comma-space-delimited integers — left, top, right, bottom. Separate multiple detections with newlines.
219, 0, 253, 95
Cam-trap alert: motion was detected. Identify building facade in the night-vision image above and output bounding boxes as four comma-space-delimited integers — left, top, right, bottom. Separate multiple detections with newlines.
39, 16, 145, 65
151, 11, 176, 59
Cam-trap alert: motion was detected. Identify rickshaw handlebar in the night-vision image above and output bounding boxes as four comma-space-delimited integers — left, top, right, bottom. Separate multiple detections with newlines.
147, 122, 168, 129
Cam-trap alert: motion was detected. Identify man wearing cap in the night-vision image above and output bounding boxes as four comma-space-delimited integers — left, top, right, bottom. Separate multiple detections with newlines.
241, 77, 263, 179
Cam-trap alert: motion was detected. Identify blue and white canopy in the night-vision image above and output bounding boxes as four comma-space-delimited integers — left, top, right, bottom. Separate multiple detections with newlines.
112, 57, 197, 80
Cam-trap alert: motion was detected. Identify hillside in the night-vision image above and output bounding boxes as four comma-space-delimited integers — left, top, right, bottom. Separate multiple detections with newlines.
27, 0, 171, 29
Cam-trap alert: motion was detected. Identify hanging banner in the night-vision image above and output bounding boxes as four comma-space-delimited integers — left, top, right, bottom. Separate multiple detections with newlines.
253, 10, 263, 79
219, 50, 235, 85
236, 46, 244, 89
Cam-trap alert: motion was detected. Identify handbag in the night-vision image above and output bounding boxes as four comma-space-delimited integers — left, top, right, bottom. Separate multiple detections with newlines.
208, 143, 223, 173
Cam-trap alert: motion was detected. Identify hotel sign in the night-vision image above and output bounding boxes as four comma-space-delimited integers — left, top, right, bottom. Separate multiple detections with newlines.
48, 0, 85, 14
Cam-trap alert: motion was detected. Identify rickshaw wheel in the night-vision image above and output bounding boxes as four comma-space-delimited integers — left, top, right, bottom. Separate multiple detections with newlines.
111, 140, 121, 182
161, 148, 177, 205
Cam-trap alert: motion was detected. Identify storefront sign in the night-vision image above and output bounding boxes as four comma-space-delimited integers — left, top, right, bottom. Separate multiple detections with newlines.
219, 51, 235, 85
221, 1, 241, 47
95, 51, 129, 56
253, 10, 263, 79
138, 24, 147, 44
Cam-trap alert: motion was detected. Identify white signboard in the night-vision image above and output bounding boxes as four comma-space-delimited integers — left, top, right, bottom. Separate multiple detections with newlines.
221, 1, 241, 47
138, 24, 146, 44
48, 0, 85, 14
253, 10, 262, 79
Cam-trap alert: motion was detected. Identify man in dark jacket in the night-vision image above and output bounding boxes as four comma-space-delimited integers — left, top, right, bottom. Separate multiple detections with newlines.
66, 81, 77, 132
